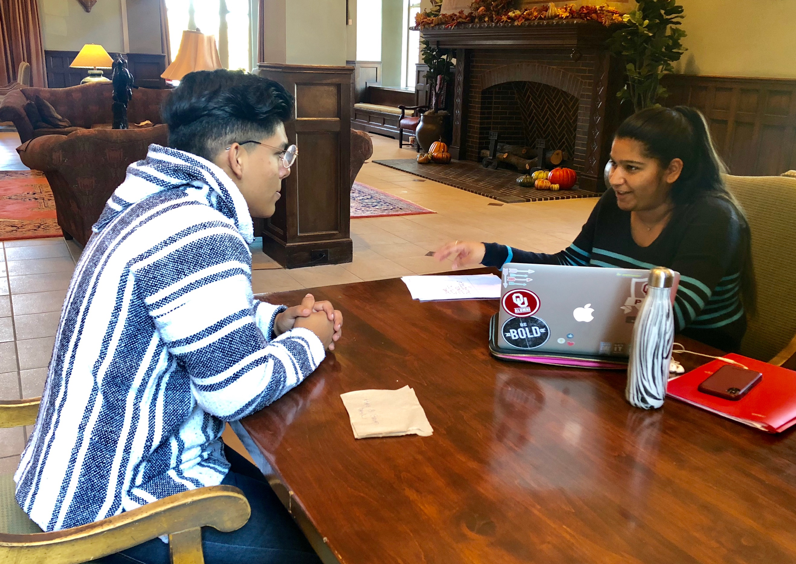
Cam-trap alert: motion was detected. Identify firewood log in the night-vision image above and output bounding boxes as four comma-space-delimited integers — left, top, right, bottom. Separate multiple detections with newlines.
487, 146, 564, 167
479, 150, 538, 171
546, 150, 564, 167
496, 143, 537, 159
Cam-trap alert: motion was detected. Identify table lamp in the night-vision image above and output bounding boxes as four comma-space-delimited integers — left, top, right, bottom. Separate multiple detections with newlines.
161, 30, 222, 83
70, 44, 114, 83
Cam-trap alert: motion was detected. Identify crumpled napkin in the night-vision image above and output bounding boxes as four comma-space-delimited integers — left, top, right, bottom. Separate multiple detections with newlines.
340, 385, 433, 439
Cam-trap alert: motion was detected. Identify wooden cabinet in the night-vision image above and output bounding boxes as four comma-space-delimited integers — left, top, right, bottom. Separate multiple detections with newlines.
255, 63, 354, 268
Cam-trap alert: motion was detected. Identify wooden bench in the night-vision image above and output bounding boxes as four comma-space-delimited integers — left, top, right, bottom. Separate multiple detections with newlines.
352, 84, 426, 148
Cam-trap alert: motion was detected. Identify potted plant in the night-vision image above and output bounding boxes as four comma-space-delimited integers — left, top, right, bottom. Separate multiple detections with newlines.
415, 14, 455, 153
607, 0, 687, 113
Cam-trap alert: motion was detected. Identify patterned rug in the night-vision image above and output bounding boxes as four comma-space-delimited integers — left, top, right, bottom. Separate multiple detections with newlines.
351, 181, 435, 218
373, 159, 601, 204
0, 171, 63, 241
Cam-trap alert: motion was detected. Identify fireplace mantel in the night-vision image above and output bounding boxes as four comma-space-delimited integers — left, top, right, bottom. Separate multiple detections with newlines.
422, 21, 621, 192
420, 21, 612, 50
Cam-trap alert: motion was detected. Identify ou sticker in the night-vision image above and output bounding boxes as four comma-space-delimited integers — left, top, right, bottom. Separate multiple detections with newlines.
502, 289, 540, 318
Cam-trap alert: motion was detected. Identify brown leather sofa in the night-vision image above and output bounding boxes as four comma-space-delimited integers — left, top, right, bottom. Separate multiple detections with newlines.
0, 82, 170, 143
18, 127, 374, 248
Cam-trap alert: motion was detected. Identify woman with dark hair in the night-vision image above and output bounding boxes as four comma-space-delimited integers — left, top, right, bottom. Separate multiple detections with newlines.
435, 106, 755, 352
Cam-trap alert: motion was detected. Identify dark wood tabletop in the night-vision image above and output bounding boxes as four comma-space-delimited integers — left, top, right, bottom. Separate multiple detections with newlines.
240, 273, 796, 564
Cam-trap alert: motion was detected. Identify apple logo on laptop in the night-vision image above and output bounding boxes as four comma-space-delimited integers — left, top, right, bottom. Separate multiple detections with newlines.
573, 304, 595, 322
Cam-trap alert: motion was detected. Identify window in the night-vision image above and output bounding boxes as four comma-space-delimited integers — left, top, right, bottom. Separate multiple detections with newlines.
165, 0, 252, 71
402, 0, 421, 90
356, 0, 382, 61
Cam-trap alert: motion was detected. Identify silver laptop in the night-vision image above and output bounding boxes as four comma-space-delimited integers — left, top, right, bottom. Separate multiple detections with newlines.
495, 263, 677, 358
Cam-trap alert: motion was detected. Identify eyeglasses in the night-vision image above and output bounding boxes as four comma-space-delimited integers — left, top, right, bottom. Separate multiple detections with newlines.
226, 141, 299, 169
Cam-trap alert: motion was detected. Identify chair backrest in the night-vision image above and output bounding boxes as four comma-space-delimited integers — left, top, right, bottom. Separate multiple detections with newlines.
17, 62, 31, 87
724, 174, 796, 361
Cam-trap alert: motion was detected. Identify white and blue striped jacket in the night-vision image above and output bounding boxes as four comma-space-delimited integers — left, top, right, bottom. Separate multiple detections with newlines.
15, 145, 325, 532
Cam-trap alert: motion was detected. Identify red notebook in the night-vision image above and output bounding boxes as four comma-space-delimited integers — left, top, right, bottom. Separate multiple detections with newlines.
667, 354, 796, 433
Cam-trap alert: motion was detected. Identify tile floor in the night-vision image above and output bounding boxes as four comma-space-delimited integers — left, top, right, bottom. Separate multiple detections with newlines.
0, 130, 597, 469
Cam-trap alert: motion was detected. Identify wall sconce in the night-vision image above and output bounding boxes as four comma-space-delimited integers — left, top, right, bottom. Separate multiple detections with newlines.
77, 0, 97, 12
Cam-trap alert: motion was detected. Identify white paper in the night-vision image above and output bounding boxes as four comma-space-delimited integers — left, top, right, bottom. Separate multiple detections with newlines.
401, 274, 501, 301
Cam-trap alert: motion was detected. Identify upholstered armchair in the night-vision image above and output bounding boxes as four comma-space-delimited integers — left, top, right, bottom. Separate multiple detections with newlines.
351, 129, 373, 185
725, 174, 796, 363
17, 125, 170, 246
0, 397, 251, 564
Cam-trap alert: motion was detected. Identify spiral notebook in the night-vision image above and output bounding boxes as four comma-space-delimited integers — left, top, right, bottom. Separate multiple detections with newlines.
666, 354, 796, 433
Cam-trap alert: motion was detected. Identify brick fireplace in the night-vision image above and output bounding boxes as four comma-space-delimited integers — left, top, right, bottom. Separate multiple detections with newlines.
421, 21, 622, 192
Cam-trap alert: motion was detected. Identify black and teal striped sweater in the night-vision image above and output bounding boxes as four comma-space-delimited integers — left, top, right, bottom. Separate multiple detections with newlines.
482, 190, 749, 352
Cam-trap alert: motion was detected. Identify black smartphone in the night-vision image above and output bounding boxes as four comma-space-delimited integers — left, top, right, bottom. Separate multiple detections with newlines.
697, 364, 762, 401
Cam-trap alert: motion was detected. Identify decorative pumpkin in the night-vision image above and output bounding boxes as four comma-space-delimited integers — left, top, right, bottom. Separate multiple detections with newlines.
550, 184, 560, 191
431, 151, 451, 164
535, 179, 552, 190
516, 174, 535, 187
532, 170, 550, 181
547, 167, 577, 190
417, 153, 432, 165
429, 140, 448, 155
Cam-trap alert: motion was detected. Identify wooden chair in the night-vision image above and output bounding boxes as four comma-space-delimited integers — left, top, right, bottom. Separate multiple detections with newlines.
0, 62, 31, 95
398, 104, 428, 150
725, 174, 796, 364
0, 398, 251, 564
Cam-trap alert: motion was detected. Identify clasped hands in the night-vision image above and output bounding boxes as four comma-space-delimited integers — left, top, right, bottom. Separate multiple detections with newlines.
274, 293, 343, 351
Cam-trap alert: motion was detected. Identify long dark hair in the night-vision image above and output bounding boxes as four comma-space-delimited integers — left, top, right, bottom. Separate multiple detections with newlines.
615, 106, 757, 316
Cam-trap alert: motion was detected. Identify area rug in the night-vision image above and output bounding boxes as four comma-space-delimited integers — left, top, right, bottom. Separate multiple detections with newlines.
351, 181, 435, 218
0, 171, 62, 241
374, 159, 601, 204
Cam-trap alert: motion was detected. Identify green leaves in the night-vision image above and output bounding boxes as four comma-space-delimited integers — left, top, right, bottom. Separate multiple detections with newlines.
607, 0, 687, 112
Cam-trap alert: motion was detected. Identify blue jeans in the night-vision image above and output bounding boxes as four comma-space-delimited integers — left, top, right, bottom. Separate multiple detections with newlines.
98, 445, 322, 564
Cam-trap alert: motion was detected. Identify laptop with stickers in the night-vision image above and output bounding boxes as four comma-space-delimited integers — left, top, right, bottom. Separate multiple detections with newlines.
489, 263, 679, 367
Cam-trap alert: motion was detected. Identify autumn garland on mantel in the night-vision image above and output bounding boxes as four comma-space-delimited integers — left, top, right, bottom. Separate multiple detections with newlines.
415, 2, 625, 29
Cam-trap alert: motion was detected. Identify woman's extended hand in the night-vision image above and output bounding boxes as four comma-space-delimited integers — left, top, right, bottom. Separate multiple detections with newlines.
434, 241, 486, 270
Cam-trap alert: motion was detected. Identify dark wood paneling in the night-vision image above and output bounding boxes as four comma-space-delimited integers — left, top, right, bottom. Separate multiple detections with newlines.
366, 86, 414, 107
256, 63, 353, 269
45, 51, 167, 89
297, 132, 340, 233
663, 74, 796, 176
346, 60, 382, 102
415, 63, 431, 107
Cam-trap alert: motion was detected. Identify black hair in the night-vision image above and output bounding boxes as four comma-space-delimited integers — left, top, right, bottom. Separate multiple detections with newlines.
615, 106, 757, 316
162, 69, 294, 161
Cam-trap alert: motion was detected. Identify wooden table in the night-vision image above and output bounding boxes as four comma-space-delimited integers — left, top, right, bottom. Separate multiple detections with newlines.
238, 274, 796, 564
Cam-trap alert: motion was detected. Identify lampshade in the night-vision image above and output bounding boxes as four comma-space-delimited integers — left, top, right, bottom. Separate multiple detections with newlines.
70, 44, 114, 69
161, 30, 222, 81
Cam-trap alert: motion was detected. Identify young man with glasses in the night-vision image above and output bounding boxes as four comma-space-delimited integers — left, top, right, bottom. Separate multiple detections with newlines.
15, 70, 339, 563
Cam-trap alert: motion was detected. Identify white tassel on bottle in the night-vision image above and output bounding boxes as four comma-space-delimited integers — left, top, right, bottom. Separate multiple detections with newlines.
626, 267, 675, 410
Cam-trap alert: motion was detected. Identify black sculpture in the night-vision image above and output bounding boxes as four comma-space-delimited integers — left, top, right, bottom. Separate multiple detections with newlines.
111, 56, 135, 129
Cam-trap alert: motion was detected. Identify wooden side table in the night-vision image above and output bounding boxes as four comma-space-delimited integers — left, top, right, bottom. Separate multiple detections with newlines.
255, 63, 354, 268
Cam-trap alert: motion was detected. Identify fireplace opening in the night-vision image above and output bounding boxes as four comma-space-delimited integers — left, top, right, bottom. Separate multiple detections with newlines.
474, 81, 580, 172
